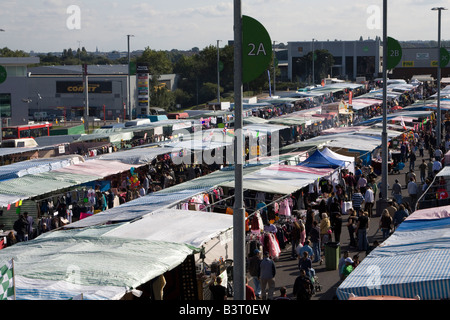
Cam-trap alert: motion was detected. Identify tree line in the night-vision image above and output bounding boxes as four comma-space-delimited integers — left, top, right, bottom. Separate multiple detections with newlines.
1, 45, 307, 111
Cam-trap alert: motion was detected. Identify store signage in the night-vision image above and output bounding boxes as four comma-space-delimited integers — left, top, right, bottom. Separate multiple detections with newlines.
136, 63, 150, 112
56, 81, 112, 94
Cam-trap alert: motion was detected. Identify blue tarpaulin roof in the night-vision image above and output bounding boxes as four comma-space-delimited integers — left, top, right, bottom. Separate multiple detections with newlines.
298, 149, 345, 169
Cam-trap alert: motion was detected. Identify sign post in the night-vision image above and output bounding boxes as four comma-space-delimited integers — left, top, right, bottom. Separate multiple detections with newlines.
386, 36, 402, 70
234, 6, 272, 300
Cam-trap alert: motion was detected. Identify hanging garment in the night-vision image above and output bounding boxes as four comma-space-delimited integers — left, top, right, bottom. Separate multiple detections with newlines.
279, 199, 291, 217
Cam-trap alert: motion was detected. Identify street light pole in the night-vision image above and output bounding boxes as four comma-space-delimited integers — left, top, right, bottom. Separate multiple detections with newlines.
233, 0, 245, 301
312, 39, 315, 86
217, 40, 221, 105
382, 0, 389, 201
432, 7, 447, 149
127, 34, 134, 121
273, 40, 276, 96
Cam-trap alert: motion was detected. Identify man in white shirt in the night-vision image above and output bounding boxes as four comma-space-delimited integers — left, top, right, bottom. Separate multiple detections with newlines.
364, 185, 375, 217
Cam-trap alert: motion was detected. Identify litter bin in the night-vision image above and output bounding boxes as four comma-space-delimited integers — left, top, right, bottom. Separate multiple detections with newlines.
324, 242, 340, 271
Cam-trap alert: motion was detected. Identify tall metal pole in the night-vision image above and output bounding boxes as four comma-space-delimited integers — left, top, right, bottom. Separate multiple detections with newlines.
273, 40, 276, 96
127, 34, 134, 121
432, 7, 447, 148
312, 39, 315, 85
217, 40, 221, 104
233, 0, 245, 301
381, 0, 388, 200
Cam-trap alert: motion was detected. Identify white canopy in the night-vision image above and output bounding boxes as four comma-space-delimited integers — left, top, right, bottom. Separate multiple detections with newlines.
321, 147, 355, 173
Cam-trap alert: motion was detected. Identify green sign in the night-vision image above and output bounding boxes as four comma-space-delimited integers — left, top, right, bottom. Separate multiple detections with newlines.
386, 37, 402, 70
219, 61, 224, 72
441, 47, 450, 68
129, 61, 136, 75
0, 65, 7, 84
242, 15, 272, 84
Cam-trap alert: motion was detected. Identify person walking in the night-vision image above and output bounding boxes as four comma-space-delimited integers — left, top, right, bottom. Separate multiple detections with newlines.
290, 221, 302, 260
292, 269, 314, 300
298, 251, 315, 280
393, 204, 409, 229
409, 149, 416, 172
247, 249, 262, 299
351, 188, 365, 216
419, 159, 427, 184
379, 209, 393, 240
333, 212, 343, 243
407, 177, 419, 210
356, 211, 369, 252
259, 252, 276, 300
392, 179, 403, 205
319, 213, 331, 249
310, 220, 321, 264
208, 275, 227, 301
364, 185, 375, 218
347, 208, 358, 248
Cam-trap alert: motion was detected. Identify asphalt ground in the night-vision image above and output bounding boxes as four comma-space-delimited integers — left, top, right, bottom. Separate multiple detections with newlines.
260, 147, 431, 301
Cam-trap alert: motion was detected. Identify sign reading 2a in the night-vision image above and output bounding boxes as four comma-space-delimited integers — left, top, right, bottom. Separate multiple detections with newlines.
242, 15, 272, 84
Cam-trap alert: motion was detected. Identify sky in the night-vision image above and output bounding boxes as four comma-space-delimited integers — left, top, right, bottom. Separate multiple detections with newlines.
0, 0, 449, 53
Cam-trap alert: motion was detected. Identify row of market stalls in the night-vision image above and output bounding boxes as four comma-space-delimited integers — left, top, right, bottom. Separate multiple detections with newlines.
0, 129, 361, 299
337, 204, 450, 300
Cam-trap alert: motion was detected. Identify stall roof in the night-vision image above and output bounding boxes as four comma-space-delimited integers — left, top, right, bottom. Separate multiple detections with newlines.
52, 159, 135, 177
0, 171, 96, 207
104, 209, 233, 248
95, 146, 179, 165
298, 149, 345, 169
219, 164, 335, 194
337, 205, 450, 300
0, 155, 83, 181
0, 223, 196, 300
64, 162, 271, 229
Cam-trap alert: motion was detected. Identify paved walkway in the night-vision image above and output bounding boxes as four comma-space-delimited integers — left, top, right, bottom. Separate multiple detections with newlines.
264, 147, 431, 300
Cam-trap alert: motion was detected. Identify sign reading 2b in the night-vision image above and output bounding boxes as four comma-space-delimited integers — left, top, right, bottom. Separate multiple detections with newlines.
242, 15, 272, 84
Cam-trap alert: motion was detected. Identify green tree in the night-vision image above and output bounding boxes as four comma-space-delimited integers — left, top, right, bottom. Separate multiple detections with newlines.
0, 47, 30, 57
136, 47, 173, 75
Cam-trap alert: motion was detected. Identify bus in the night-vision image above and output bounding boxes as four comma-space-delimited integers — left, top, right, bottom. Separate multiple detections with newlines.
2, 123, 53, 140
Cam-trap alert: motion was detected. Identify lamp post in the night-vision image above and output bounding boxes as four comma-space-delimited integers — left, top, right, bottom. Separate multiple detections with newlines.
432, 7, 447, 149
273, 40, 276, 96
312, 38, 315, 86
381, 0, 388, 201
233, 0, 245, 301
127, 34, 134, 121
217, 40, 222, 105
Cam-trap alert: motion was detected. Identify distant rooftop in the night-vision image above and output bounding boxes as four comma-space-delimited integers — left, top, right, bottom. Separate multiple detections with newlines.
28, 64, 128, 75
0, 57, 40, 65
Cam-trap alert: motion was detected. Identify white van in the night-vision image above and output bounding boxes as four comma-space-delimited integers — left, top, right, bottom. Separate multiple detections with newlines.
1, 138, 39, 148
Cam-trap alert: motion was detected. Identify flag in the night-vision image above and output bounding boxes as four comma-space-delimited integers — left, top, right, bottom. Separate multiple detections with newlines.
0, 259, 15, 300
400, 116, 407, 130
